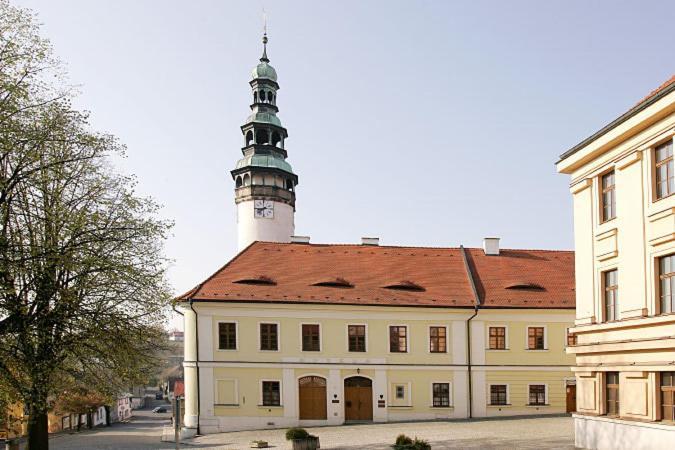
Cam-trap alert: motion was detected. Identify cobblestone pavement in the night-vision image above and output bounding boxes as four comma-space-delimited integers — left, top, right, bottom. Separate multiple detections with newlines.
190, 415, 575, 449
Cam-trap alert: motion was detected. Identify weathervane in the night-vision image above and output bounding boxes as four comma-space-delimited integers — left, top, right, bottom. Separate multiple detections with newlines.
261, 8, 269, 62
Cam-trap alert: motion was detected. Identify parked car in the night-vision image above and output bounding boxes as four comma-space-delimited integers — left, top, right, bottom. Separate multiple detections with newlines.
152, 406, 167, 413
155, 392, 163, 400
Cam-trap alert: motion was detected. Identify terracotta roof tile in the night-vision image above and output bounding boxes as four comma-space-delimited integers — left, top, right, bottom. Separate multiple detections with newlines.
178, 242, 574, 309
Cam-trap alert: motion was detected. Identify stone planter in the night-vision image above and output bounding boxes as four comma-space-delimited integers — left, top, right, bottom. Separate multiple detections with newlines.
291, 436, 320, 450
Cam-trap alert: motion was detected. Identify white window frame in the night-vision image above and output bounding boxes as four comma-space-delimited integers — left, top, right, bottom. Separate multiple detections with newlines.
214, 378, 239, 406
525, 325, 548, 351
430, 381, 453, 408
390, 381, 413, 406
299, 322, 322, 352
486, 324, 509, 350
346, 323, 368, 353
487, 383, 510, 406
526, 383, 549, 406
259, 379, 282, 407
258, 321, 281, 352
216, 320, 239, 351
387, 324, 409, 354
427, 324, 449, 354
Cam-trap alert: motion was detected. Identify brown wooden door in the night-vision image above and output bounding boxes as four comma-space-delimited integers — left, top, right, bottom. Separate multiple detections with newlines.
566, 384, 576, 413
344, 376, 373, 421
299, 376, 327, 420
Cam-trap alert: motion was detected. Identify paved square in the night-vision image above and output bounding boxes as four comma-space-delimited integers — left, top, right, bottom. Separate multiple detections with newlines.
191, 416, 574, 449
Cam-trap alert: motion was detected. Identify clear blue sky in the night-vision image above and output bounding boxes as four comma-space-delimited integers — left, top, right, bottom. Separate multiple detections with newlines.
15, 0, 674, 305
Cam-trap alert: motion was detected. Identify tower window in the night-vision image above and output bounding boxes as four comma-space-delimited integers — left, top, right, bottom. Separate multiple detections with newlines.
246, 130, 253, 146
253, 91, 258, 103
256, 130, 269, 145
269, 93, 274, 103
243, 174, 250, 186
286, 179, 294, 191
272, 131, 281, 147
235, 176, 243, 188
260, 90, 266, 102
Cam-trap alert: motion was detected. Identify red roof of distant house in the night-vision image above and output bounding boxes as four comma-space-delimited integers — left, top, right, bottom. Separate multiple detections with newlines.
178, 242, 574, 309
173, 380, 184, 397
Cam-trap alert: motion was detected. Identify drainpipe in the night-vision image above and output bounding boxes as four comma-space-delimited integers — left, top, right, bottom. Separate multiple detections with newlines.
460, 246, 481, 419
189, 299, 201, 435
466, 306, 478, 418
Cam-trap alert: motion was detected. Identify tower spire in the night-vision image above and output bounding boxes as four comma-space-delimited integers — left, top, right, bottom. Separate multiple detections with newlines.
260, 10, 269, 63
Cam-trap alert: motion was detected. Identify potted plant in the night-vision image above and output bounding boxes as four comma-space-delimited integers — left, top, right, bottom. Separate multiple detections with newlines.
285, 427, 320, 450
393, 433, 431, 450
250, 440, 269, 448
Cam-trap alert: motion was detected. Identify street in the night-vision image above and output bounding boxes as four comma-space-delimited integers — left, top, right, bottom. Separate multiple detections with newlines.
48, 399, 177, 450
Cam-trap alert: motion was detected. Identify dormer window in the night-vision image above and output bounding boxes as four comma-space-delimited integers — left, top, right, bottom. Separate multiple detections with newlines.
504, 282, 545, 291
233, 276, 276, 286
383, 281, 425, 292
312, 278, 353, 288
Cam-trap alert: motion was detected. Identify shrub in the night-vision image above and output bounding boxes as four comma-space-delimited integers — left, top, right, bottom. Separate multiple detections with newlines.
393, 434, 431, 450
285, 427, 310, 440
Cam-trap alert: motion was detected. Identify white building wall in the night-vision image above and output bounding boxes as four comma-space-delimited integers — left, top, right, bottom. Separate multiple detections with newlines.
237, 200, 294, 250
574, 415, 675, 450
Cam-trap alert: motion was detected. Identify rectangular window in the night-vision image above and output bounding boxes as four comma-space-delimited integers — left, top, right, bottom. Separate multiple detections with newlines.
218, 322, 237, 350
605, 372, 619, 416
601, 171, 616, 222
528, 385, 546, 405
429, 326, 447, 353
661, 372, 675, 422
432, 383, 450, 407
490, 385, 507, 405
656, 140, 674, 200
395, 385, 405, 399
389, 326, 407, 353
261, 381, 280, 406
489, 327, 506, 350
259, 323, 278, 351
604, 270, 618, 322
527, 327, 545, 350
301, 324, 320, 351
348, 325, 366, 352
660, 255, 675, 315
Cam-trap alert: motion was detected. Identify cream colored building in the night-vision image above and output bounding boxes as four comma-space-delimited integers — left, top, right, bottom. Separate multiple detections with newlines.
177, 239, 575, 434
557, 75, 675, 449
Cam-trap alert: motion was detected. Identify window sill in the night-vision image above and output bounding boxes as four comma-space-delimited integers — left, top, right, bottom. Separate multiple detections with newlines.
525, 349, 549, 352
430, 406, 454, 409
486, 348, 510, 351
488, 404, 512, 407
258, 349, 280, 353
258, 405, 283, 408
526, 404, 550, 407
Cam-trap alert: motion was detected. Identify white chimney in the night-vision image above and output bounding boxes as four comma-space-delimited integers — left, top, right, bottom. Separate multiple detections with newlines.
290, 235, 310, 244
361, 237, 380, 246
483, 237, 500, 256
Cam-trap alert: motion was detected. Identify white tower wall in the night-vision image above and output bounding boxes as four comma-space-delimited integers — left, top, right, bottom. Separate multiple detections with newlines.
237, 200, 294, 250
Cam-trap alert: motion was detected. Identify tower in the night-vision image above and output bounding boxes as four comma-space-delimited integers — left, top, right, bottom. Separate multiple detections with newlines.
231, 33, 298, 250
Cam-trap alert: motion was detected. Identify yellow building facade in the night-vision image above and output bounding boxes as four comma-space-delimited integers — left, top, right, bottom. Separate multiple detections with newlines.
557, 75, 675, 449
178, 241, 575, 434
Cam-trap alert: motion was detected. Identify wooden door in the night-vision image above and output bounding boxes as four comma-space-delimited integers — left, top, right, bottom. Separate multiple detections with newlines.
344, 376, 373, 421
299, 376, 327, 420
566, 384, 576, 413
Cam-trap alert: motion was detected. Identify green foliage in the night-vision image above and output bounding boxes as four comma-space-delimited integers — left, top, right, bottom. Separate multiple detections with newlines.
285, 427, 310, 440
393, 434, 431, 450
0, 0, 173, 447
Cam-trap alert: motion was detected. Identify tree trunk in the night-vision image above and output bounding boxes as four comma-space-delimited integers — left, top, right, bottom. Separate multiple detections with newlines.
26, 406, 49, 450
104, 405, 111, 426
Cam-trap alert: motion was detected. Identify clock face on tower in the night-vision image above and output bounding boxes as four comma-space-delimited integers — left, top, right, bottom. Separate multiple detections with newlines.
254, 199, 274, 219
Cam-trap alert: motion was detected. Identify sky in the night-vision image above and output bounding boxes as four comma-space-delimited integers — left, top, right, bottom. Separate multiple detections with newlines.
13, 0, 674, 329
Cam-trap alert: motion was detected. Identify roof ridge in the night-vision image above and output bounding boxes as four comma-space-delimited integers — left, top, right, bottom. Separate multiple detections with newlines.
254, 241, 573, 253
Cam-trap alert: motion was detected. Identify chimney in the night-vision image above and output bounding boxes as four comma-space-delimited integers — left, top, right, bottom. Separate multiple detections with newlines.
361, 237, 380, 246
483, 237, 500, 256
290, 235, 310, 244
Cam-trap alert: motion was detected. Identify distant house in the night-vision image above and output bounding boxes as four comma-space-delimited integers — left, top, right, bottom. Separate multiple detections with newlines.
110, 395, 132, 423
168, 331, 184, 342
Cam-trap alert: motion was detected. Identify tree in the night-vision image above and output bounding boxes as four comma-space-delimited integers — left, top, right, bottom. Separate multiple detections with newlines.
0, 1, 173, 448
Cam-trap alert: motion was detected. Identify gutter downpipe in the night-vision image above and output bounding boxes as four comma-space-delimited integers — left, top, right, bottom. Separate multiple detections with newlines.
189, 299, 201, 435
460, 246, 481, 419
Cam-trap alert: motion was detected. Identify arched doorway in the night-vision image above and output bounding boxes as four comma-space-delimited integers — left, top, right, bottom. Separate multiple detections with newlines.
298, 376, 327, 420
344, 376, 373, 421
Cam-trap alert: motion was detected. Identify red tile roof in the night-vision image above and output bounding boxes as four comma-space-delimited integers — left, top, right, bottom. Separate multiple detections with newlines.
179, 242, 574, 309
